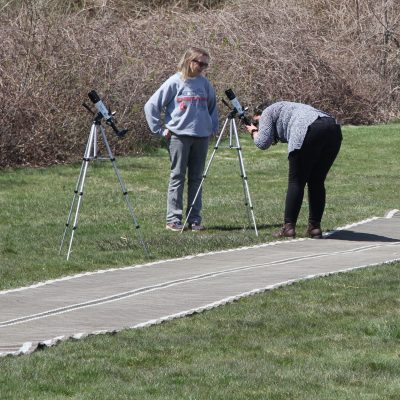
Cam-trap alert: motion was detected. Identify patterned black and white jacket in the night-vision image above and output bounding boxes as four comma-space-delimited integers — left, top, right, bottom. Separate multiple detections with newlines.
254, 101, 336, 154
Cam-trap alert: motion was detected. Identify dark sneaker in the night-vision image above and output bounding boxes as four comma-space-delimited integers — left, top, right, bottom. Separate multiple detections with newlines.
166, 222, 184, 232
189, 222, 205, 232
272, 223, 296, 238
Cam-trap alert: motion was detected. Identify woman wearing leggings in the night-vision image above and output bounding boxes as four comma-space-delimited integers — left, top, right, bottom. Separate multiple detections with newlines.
245, 101, 342, 238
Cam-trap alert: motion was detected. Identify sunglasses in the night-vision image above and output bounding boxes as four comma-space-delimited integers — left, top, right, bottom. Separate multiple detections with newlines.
192, 59, 209, 68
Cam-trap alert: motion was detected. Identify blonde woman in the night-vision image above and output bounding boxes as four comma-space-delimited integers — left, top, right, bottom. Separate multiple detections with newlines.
144, 47, 218, 231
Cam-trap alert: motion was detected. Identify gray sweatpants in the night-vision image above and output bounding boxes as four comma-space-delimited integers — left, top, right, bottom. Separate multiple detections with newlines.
167, 134, 209, 224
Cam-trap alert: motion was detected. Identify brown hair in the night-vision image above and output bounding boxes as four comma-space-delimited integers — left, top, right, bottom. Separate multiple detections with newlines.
178, 46, 210, 80
253, 101, 272, 116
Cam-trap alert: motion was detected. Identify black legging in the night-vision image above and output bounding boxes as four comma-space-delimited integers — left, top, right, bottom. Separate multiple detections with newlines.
285, 117, 342, 225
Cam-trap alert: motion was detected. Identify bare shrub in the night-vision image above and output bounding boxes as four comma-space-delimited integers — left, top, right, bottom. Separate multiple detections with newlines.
1, 0, 399, 167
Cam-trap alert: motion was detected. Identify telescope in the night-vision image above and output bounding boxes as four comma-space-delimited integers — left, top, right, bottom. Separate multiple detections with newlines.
183, 88, 259, 236
224, 89, 252, 126
60, 90, 149, 260
87, 90, 128, 137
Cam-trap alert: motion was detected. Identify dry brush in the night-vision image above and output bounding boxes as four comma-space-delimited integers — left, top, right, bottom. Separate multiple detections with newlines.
1, 0, 399, 167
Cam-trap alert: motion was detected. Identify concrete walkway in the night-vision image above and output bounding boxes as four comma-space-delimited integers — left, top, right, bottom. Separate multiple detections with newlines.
1, 210, 399, 357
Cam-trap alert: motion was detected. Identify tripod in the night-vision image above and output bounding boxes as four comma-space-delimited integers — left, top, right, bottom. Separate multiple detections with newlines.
182, 109, 258, 236
59, 113, 149, 260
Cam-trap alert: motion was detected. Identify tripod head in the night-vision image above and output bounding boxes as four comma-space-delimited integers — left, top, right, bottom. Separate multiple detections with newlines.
85, 90, 128, 138
224, 89, 252, 126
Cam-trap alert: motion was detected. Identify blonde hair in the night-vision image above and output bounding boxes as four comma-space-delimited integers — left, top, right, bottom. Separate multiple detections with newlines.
178, 47, 210, 80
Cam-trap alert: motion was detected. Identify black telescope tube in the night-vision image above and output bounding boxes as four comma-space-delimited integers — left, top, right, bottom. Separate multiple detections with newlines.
225, 88, 236, 101
88, 90, 101, 104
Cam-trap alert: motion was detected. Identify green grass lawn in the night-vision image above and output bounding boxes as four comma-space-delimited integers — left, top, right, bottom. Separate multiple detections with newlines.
0, 123, 399, 399
1, 123, 399, 290
1, 263, 399, 399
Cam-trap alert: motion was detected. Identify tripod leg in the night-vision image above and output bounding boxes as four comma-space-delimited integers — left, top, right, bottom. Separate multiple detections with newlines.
231, 120, 259, 236
180, 118, 230, 233
92, 127, 97, 159
64, 124, 96, 260
228, 119, 251, 224
60, 123, 96, 255
59, 161, 85, 254
100, 127, 150, 257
